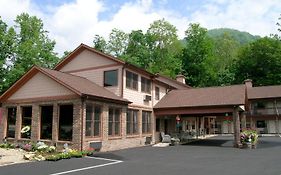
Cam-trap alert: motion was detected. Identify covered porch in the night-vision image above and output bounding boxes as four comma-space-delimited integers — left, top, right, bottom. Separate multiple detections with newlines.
153, 85, 247, 147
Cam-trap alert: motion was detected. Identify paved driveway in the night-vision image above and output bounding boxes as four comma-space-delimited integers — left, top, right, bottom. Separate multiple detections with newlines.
1, 136, 281, 175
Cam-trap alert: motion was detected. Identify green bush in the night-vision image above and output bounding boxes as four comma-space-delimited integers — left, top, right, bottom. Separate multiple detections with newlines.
0, 143, 15, 149
45, 154, 61, 161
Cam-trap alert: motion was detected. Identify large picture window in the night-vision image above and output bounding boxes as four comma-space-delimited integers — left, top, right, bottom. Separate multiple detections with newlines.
141, 77, 151, 93
108, 108, 121, 136
21, 106, 32, 139
40, 106, 53, 140
59, 105, 73, 141
126, 109, 138, 135
104, 70, 118, 87
7, 107, 17, 138
86, 104, 101, 137
142, 111, 152, 133
126, 71, 138, 90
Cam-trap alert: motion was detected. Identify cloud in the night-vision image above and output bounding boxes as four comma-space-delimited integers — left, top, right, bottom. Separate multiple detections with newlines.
0, 0, 280, 56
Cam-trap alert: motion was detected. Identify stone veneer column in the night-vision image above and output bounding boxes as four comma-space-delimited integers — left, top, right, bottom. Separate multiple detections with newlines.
241, 113, 247, 130
121, 107, 127, 139
31, 104, 40, 142
0, 107, 7, 141
72, 100, 83, 150
52, 103, 58, 144
233, 106, 241, 147
151, 111, 156, 143
15, 105, 22, 141
102, 104, 109, 141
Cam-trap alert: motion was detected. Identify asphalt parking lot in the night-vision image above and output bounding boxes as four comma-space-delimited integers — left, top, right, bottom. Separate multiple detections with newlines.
1, 136, 281, 175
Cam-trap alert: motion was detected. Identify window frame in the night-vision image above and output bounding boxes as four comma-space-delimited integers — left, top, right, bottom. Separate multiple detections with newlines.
142, 111, 152, 134
108, 107, 121, 137
155, 86, 160, 100
141, 77, 151, 94
86, 104, 102, 138
126, 70, 138, 90
126, 109, 139, 135
104, 69, 118, 87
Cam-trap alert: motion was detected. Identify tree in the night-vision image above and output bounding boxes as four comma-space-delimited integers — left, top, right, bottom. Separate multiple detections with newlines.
93, 34, 107, 52
145, 19, 182, 77
208, 32, 240, 86
234, 37, 281, 86
2, 13, 59, 93
0, 17, 17, 92
182, 23, 214, 87
107, 28, 128, 58
122, 30, 148, 67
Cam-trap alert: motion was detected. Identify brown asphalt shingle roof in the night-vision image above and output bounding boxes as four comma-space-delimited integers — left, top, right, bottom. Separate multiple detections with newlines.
38, 67, 130, 104
248, 85, 281, 99
154, 85, 246, 109
155, 75, 190, 90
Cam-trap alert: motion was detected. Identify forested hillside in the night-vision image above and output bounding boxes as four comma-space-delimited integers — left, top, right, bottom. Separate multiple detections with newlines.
208, 28, 260, 45
1, 13, 281, 95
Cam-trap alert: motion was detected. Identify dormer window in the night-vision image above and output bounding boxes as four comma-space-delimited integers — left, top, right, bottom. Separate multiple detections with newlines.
104, 70, 118, 87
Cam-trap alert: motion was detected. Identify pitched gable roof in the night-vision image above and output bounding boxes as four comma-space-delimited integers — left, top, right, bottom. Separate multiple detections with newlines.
54, 43, 125, 71
154, 85, 245, 109
54, 43, 189, 89
0, 66, 130, 104
248, 85, 281, 100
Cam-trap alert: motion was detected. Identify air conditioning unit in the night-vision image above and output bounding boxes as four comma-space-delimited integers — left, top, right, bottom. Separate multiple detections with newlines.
143, 95, 152, 101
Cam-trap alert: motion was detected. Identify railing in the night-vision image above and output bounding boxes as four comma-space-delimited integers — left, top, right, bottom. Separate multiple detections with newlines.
250, 107, 281, 115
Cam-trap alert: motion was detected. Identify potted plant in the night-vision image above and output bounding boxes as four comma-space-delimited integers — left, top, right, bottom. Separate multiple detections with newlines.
240, 129, 258, 149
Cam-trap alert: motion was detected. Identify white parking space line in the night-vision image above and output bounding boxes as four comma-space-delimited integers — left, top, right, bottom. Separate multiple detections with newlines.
49, 157, 123, 175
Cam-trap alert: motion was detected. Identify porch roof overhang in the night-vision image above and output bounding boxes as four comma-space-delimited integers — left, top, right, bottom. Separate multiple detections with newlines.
154, 105, 245, 116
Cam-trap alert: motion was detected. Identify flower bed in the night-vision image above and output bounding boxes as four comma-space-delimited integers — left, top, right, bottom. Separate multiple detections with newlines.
0, 141, 95, 161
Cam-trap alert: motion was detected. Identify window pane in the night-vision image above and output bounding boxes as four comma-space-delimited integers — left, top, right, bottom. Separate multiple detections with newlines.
141, 77, 145, 92
133, 74, 138, 90
40, 106, 53, 140
7, 107, 16, 138
94, 122, 100, 136
94, 106, 101, 136
59, 105, 73, 141
21, 106, 32, 139
126, 111, 131, 134
86, 121, 92, 136
126, 71, 131, 88
108, 108, 113, 136
104, 70, 118, 87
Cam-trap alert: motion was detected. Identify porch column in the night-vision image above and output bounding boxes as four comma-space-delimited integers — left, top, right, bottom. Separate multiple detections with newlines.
102, 104, 109, 141
73, 101, 83, 150
31, 104, 40, 142
233, 106, 241, 148
138, 110, 142, 137
121, 107, 127, 139
52, 103, 58, 144
15, 105, 22, 141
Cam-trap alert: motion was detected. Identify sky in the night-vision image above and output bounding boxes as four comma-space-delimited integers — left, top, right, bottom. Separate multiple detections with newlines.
0, 0, 280, 55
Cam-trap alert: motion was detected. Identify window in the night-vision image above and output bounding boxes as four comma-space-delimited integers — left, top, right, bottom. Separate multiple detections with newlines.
21, 106, 32, 139
156, 118, 160, 132
155, 87, 160, 100
104, 70, 118, 87
86, 104, 101, 137
126, 109, 138, 135
40, 106, 53, 140
7, 107, 17, 138
126, 71, 138, 90
142, 111, 152, 133
141, 77, 151, 93
108, 108, 121, 136
59, 105, 73, 141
